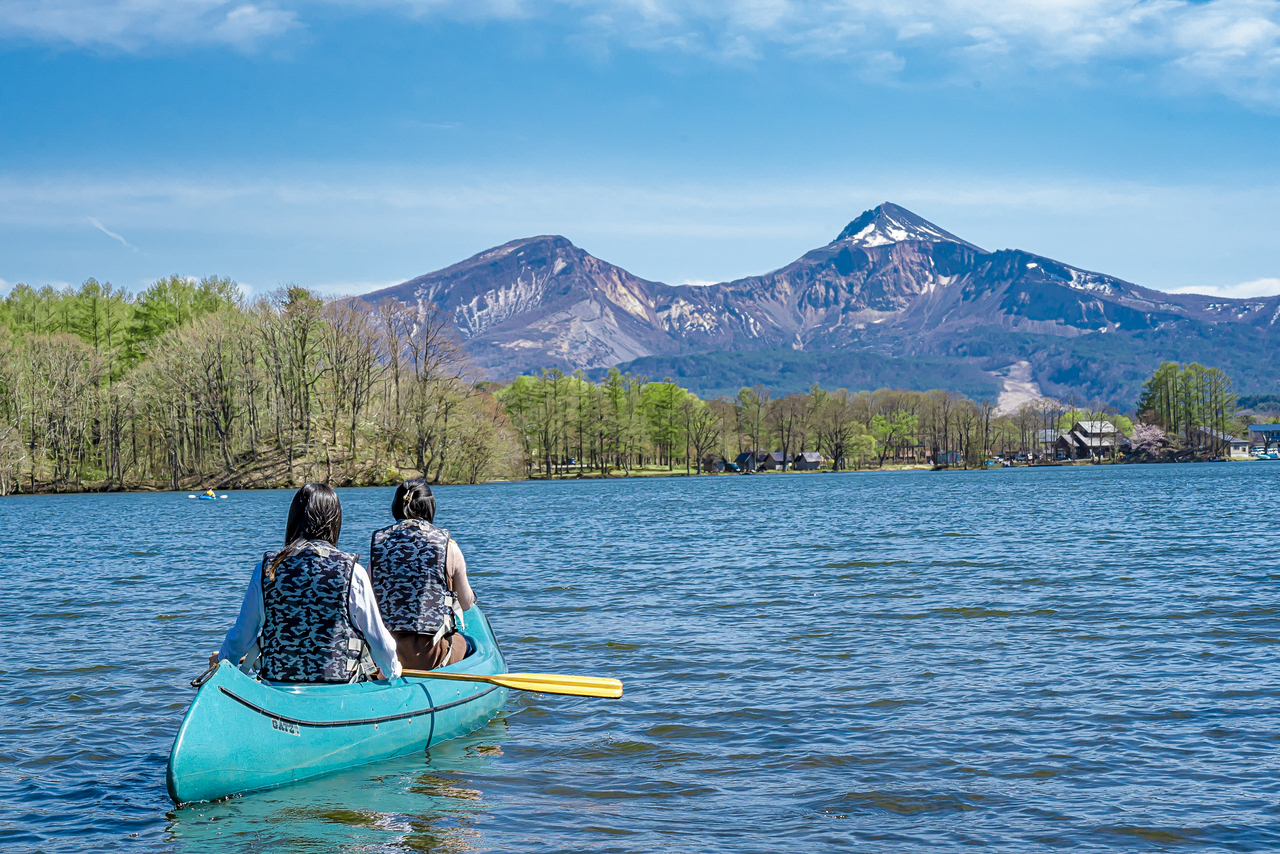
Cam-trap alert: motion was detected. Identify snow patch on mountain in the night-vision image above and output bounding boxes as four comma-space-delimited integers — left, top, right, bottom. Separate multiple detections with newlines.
454, 270, 553, 338
833, 202, 983, 251
990, 361, 1043, 414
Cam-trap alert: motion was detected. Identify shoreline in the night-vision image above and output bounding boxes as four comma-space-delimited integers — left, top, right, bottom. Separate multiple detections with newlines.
2, 457, 1261, 497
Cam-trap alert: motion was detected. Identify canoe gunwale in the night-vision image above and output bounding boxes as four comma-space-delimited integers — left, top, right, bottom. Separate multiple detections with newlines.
217, 683, 500, 728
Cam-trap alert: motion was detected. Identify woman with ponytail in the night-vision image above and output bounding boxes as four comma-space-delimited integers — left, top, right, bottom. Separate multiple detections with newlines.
210, 483, 402, 683
369, 479, 475, 670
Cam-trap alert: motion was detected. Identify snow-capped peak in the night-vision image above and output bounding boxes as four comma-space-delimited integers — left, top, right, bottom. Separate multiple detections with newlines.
833, 203, 984, 251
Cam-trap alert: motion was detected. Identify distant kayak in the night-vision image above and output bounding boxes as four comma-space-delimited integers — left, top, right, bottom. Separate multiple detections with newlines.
166, 605, 508, 805
197, 494, 216, 500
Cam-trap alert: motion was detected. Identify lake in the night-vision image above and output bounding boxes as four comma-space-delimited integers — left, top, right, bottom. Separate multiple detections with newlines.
2, 463, 1279, 852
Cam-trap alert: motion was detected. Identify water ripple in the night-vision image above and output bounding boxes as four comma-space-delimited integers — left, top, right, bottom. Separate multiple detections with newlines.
2, 463, 1280, 851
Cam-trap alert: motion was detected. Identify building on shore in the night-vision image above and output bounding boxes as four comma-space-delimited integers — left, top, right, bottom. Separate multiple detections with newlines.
793, 451, 824, 471
1054, 421, 1130, 461
1034, 429, 1062, 457
700, 455, 734, 472
934, 450, 964, 466
1249, 424, 1280, 451
756, 451, 793, 471
1188, 426, 1250, 458
733, 450, 767, 472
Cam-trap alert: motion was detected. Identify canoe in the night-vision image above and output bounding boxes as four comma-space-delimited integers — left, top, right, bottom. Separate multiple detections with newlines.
166, 605, 508, 805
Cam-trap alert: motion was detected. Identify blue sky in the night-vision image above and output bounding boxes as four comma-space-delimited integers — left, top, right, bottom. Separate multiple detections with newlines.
2, 0, 1279, 299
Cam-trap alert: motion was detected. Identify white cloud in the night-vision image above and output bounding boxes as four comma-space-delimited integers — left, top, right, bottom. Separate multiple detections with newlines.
1171, 277, 1280, 298
0, 0, 298, 50
2, 1, 1279, 105
593, 0, 1280, 104
310, 278, 407, 297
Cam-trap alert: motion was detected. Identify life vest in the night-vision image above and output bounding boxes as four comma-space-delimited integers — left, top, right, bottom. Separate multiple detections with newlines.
258, 540, 365, 683
369, 519, 459, 639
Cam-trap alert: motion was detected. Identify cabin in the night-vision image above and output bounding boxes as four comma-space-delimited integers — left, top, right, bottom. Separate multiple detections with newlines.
756, 451, 793, 471
1034, 429, 1063, 457
793, 451, 824, 471
1249, 424, 1280, 451
733, 450, 767, 472
1188, 426, 1250, 458
1016, 429, 1066, 459
1054, 420, 1129, 460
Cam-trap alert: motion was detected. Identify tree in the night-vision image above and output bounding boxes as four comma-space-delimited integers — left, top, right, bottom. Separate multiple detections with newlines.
814, 389, 860, 471
1138, 361, 1236, 456
870, 411, 917, 467
131, 275, 239, 356
21, 334, 102, 489
1130, 423, 1167, 458
684, 397, 722, 474
767, 393, 805, 471
736, 384, 770, 457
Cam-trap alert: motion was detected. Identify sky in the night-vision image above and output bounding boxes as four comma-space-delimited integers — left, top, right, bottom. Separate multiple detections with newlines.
1, 0, 1279, 300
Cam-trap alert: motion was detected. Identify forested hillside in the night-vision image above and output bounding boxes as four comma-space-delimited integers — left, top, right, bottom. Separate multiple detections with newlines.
0, 277, 516, 494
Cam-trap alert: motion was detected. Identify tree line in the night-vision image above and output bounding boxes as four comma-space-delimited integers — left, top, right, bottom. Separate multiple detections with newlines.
0, 277, 1254, 495
498, 372, 1153, 477
0, 277, 514, 494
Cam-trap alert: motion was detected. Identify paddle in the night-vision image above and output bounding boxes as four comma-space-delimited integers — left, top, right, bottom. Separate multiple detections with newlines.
402, 669, 623, 699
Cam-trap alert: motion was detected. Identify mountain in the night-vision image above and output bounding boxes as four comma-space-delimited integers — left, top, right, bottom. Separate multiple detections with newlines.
361, 203, 1280, 407
363, 235, 677, 379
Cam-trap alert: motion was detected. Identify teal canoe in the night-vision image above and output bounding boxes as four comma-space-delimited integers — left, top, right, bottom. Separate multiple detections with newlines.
167, 605, 508, 805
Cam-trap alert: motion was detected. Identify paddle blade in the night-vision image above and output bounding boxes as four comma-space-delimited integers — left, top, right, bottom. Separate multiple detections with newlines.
494, 672, 623, 698
402, 668, 623, 699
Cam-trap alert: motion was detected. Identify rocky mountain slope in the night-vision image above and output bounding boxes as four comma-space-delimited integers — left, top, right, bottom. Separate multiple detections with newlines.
362, 203, 1280, 406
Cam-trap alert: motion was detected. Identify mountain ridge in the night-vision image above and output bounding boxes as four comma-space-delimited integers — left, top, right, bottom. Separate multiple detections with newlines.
362, 204, 1280, 406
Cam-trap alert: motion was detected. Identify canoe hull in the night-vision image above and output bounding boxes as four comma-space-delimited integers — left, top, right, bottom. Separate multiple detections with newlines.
167, 606, 507, 804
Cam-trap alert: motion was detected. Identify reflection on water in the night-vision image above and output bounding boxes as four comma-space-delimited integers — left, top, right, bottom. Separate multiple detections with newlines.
166, 717, 509, 853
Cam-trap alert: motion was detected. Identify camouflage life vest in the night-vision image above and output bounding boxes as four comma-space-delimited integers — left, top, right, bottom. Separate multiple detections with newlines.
369, 519, 458, 637
258, 540, 365, 683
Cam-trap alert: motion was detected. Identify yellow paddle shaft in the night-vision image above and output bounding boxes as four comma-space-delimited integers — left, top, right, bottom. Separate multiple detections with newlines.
402, 668, 623, 699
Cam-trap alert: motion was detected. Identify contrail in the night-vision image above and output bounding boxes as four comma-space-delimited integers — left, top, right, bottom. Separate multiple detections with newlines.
88, 217, 138, 252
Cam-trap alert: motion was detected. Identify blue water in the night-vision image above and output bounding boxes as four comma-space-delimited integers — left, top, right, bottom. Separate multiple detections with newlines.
2, 463, 1280, 852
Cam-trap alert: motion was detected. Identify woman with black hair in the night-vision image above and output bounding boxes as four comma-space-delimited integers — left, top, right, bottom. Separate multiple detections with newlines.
210, 482, 402, 682
369, 479, 475, 671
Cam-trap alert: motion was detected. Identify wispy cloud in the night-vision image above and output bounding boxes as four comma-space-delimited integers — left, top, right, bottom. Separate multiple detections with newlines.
88, 216, 139, 251
558, 0, 1280, 106
2, 1, 1278, 105
1172, 277, 1280, 298
0, 0, 299, 50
